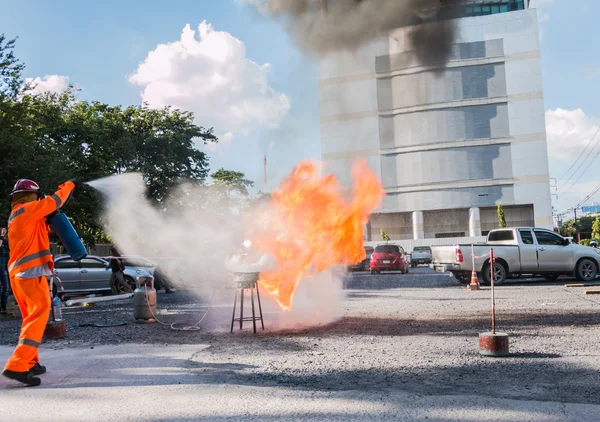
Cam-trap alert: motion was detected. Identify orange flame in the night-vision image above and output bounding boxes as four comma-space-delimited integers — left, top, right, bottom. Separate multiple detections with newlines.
248, 159, 384, 310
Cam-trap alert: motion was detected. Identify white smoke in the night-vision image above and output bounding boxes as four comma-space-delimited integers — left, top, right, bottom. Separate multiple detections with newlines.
260, 269, 345, 329
88, 173, 345, 331
88, 173, 243, 296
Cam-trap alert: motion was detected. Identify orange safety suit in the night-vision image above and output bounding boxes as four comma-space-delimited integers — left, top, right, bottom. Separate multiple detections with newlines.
4, 181, 76, 373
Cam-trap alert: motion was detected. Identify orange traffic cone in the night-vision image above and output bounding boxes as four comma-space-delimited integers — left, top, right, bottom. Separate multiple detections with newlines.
467, 269, 480, 291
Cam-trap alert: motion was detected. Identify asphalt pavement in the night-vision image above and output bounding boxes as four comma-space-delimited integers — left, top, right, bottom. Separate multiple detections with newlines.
1, 267, 600, 421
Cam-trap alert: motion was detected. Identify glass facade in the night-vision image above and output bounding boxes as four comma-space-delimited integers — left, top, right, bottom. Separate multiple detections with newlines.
438, 1, 526, 20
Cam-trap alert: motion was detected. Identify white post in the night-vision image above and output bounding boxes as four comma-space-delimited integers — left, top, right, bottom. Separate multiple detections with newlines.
469, 207, 482, 237
412, 211, 424, 240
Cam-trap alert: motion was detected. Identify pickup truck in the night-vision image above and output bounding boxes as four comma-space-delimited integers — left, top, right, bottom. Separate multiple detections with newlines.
410, 246, 432, 267
430, 227, 600, 285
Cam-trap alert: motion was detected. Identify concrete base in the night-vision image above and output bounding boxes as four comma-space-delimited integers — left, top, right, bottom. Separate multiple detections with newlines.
44, 319, 67, 339
585, 290, 600, 295
479, 332, 509, 357
134, 318, 157, 324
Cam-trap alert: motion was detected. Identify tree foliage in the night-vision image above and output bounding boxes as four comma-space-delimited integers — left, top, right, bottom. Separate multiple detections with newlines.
380, 229, 390, 242
559, 215, 596, 241
0, 35, 222, 245
0, 34, 25, 99
592, 217, 600, 241
497, 203, 507, 228
210, 169, 254, 197
209, 168, 255, 215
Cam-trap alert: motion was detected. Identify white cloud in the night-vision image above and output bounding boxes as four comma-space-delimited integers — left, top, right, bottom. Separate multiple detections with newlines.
545, 108, 600, 162
546, 108, 600, 213
129, 21, 290, 141
25, 75, 70, 95
206, 131, 235, 151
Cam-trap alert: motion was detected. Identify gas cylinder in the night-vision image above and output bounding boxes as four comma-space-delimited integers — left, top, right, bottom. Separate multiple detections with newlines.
48, 212, 87, 261
133, 276, 156, 321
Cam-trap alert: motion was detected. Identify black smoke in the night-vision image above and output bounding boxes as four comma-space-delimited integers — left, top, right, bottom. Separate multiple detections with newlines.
259, 0, 461, 68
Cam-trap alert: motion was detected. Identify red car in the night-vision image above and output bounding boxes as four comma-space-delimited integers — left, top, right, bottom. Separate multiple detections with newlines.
370, 244, 408, 274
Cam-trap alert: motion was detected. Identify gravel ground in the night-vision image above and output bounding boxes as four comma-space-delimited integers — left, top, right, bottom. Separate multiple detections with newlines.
2, 268, 600, 407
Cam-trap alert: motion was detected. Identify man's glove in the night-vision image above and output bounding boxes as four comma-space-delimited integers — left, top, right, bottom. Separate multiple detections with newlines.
69, 178, 83, 189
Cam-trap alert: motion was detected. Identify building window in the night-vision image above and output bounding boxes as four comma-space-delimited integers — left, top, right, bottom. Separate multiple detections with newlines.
439, 1, 525, 20
435, 232, 466, 238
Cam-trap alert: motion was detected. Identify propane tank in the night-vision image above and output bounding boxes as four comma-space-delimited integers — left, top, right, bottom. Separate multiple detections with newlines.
48, 212, 87, 261
133, 276, 156, 321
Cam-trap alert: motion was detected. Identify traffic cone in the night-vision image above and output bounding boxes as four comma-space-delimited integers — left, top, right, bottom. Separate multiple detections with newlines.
467, 269, 480, 291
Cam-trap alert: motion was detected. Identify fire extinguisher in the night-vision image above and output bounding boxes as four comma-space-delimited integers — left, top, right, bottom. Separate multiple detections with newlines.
47, 211, 87, 261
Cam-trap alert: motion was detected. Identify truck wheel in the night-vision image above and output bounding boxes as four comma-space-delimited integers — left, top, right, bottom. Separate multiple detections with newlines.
575, 259, 597, 282
481, 263, 506, 286
454, 274, 470, 285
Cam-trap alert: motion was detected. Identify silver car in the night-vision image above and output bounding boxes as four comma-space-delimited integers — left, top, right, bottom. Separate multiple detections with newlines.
52, 255, 154, 295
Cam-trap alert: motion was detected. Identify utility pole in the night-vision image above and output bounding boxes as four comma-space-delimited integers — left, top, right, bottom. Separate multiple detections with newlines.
264, 155, 267, 189
574, 207, 580, 243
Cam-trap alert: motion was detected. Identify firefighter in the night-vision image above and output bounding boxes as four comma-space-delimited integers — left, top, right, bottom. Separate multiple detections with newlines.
2, 178, 81, 386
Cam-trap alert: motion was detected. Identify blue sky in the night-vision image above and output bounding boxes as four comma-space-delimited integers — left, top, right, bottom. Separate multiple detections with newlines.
1, 0, 598, 218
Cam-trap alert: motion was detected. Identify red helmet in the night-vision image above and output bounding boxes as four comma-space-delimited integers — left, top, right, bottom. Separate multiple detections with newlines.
8, 179, 43, 202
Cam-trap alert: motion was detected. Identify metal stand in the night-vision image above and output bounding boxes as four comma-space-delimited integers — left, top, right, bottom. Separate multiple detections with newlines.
230, 280, 264, 333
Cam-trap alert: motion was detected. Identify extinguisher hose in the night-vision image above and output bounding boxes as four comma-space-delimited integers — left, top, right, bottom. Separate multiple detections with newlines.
144, 288, 221, 332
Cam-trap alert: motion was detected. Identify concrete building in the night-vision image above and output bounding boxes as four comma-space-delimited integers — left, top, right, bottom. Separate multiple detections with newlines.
319, 0, 553, 241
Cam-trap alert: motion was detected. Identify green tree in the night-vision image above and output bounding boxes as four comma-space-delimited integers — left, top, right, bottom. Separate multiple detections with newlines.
497, 203, 507, 228
380, 228, 390, 242
0, 34, 25, 99
209, 169, 255, 215
0, 35, 219, 245
592, 217, 600, 241
210, 169, 254, 197
121, 105, 216, 203
559, 215, 595, 240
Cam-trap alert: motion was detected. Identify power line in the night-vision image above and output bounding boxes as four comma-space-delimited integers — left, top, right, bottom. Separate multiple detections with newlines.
561, 147, 600, 194
557, 180, 600, 218
575, 183, 600, 209
558, 127, 600, 193
557, 126, 600, 183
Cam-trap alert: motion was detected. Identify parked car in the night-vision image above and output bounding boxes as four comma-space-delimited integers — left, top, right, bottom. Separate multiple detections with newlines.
430, 227, 600, 285
348, 246, 375, 271
369, 244, 408, 274
52, 255, 154, 295
410, 246, 432, 267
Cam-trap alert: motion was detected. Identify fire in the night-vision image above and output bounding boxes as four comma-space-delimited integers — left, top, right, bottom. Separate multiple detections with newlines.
248, 159, 384, 310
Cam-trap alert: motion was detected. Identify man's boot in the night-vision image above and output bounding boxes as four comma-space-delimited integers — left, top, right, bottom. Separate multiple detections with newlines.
30, 363, 46, 375
2, 370, 41, 386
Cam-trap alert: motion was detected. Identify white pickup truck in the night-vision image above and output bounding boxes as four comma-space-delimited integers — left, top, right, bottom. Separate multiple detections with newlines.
430, 227, 600, 285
